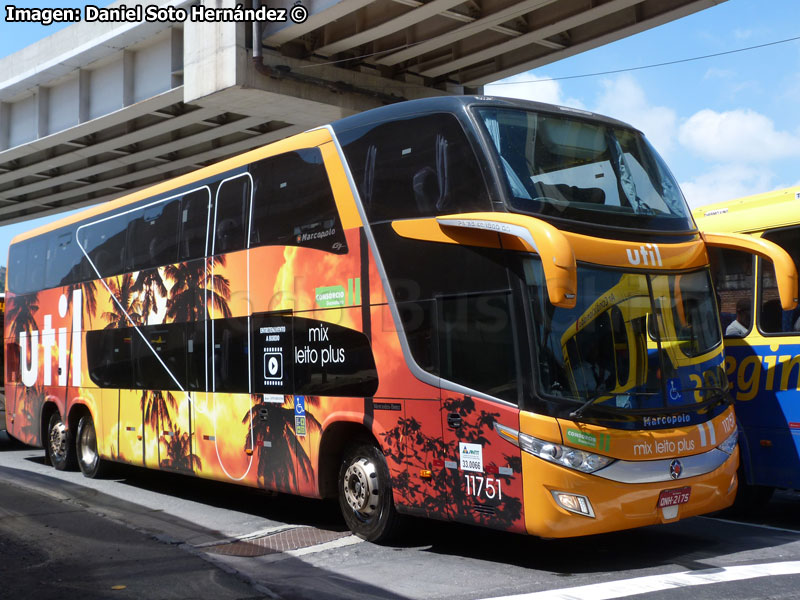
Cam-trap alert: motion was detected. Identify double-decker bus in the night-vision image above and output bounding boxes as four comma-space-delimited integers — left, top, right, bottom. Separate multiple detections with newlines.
696, 187, 800, 508
5, 96, 792, 541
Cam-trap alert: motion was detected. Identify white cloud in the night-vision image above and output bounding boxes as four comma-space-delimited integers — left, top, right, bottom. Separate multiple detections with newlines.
678, 109, 800, 162
591, 74, 678, 157
679, 164, 776, 209
484, 73, 585, 109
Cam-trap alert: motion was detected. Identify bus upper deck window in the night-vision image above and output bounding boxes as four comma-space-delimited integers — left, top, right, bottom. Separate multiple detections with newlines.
179, 189, 210, 260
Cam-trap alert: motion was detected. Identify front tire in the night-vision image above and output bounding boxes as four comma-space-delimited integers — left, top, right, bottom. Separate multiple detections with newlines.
76, 414, 111, 478
47, 412, 77, 471
338, 442, 400, 543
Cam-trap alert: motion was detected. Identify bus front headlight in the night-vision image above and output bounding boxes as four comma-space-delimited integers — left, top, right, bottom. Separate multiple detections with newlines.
518, 432, 615, 474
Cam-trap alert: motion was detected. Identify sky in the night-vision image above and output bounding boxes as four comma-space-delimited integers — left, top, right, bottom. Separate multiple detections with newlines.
1, 0, 799, 265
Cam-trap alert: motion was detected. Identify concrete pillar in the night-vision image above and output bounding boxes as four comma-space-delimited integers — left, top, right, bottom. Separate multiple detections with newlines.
0, 102, 9, 150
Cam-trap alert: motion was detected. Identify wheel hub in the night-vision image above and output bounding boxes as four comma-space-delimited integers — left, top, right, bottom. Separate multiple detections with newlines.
343, 457, 379, 516
79, 422, 98, 468
49, 420, 67, 460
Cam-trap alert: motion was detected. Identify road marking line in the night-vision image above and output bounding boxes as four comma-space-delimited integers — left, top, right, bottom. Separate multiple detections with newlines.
702, 515, 800, 535
480, 560, 800, 600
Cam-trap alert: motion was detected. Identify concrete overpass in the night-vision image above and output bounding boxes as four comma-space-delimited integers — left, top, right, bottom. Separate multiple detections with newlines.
0, 0, 726, 226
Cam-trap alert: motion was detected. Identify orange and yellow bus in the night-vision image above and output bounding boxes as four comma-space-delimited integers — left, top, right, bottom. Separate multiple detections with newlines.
5, 96, 793, 541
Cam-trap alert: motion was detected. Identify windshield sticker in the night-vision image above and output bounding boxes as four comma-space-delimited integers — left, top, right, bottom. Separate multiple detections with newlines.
566, 428, 611, 452
459, 442, 484, 472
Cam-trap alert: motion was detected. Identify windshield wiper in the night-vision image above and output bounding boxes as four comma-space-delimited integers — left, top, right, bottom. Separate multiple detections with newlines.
569, 391, 659, 420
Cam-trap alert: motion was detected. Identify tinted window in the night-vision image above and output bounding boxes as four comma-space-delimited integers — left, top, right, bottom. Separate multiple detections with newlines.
7, 243, 26, 293
707, 247, 754, 338
213, 174, 251, 255
132, 325, 187, 390
340, 113, 492, 223
211, 316, 250, 393
396, 300, 437, 374
87, 327, 134, 388
45, 230, 82, 289
438, 292, 519, 404
180, 188, 210, 260
249, 148, 347, 254
78, 212, 131, 278
758, 227, 800, 335
127, 198, 181, 271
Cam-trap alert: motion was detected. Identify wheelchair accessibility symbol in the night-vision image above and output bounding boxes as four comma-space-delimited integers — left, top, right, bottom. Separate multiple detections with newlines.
294, 396, 307, 437
667, 378, 682, 403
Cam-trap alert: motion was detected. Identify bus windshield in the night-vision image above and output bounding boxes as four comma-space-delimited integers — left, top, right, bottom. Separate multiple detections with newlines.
475, 107, 693, 232
523, 258, 723, 418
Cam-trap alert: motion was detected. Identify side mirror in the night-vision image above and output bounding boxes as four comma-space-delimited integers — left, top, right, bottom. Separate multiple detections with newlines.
702, 231, 798, 310
393, 212, 577, 308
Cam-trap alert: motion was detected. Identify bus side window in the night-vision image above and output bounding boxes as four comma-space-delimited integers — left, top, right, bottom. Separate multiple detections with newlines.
80, 213, 131, 278
759, 227, 800, 334
249, 148, 347, 254
213, 175, 251, 256
185, 322, 206, 391
707, 247, 755, 338
133, 325, 187, 391
437, 292, 519, 405
45, 230, 82, 289
23, 236, 48, 293
86, 328, 134, 388
7, 242, 27, 293
211, 317, 249, 393
179, 188, 210, 260
127, 199, 181, 271
340, 113, 492, 224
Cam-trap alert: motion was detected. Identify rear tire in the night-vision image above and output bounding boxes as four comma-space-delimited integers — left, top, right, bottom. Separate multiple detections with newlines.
76, 414, 111, 478
46, 412, 77, 471
338, 442, 400, 543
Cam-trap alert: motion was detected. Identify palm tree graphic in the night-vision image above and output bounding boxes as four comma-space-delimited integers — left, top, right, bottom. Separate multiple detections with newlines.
242, 395, 321, 492
101, 273, 143, 329
164, 256, 231, 322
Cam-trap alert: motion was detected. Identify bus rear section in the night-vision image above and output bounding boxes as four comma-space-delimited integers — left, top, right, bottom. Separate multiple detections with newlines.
696, 187, 800, 507
5, 96, 787, 541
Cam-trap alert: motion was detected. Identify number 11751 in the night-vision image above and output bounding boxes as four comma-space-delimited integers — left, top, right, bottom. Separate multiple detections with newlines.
465, 474, 503, 500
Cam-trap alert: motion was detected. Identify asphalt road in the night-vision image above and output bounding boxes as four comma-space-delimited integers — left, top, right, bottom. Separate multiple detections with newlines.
2, 430, 800, 600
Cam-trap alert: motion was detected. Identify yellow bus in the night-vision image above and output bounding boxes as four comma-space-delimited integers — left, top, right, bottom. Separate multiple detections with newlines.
5, 96, 793, 541
696, 186, 800, 507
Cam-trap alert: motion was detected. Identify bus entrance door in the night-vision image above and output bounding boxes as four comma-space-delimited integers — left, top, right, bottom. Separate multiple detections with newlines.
437, 290, 526, 532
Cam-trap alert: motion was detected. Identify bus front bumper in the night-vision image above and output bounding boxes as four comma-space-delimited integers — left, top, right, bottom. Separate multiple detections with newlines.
522, 446, 738, 538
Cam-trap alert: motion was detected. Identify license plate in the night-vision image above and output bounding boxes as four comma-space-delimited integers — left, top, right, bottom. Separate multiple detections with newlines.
657, 486, 691, 508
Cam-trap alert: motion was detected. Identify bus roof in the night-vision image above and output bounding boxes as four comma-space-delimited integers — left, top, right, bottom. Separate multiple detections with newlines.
8, 127, 332, 247
329, 95, 635, 136
693, 186, 800, 234
10, 95, 637, 248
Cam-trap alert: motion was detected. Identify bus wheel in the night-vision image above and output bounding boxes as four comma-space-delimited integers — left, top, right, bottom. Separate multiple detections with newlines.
338, 442, 399, 543
47, 412, 77, 471
76, 415, 110, 478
